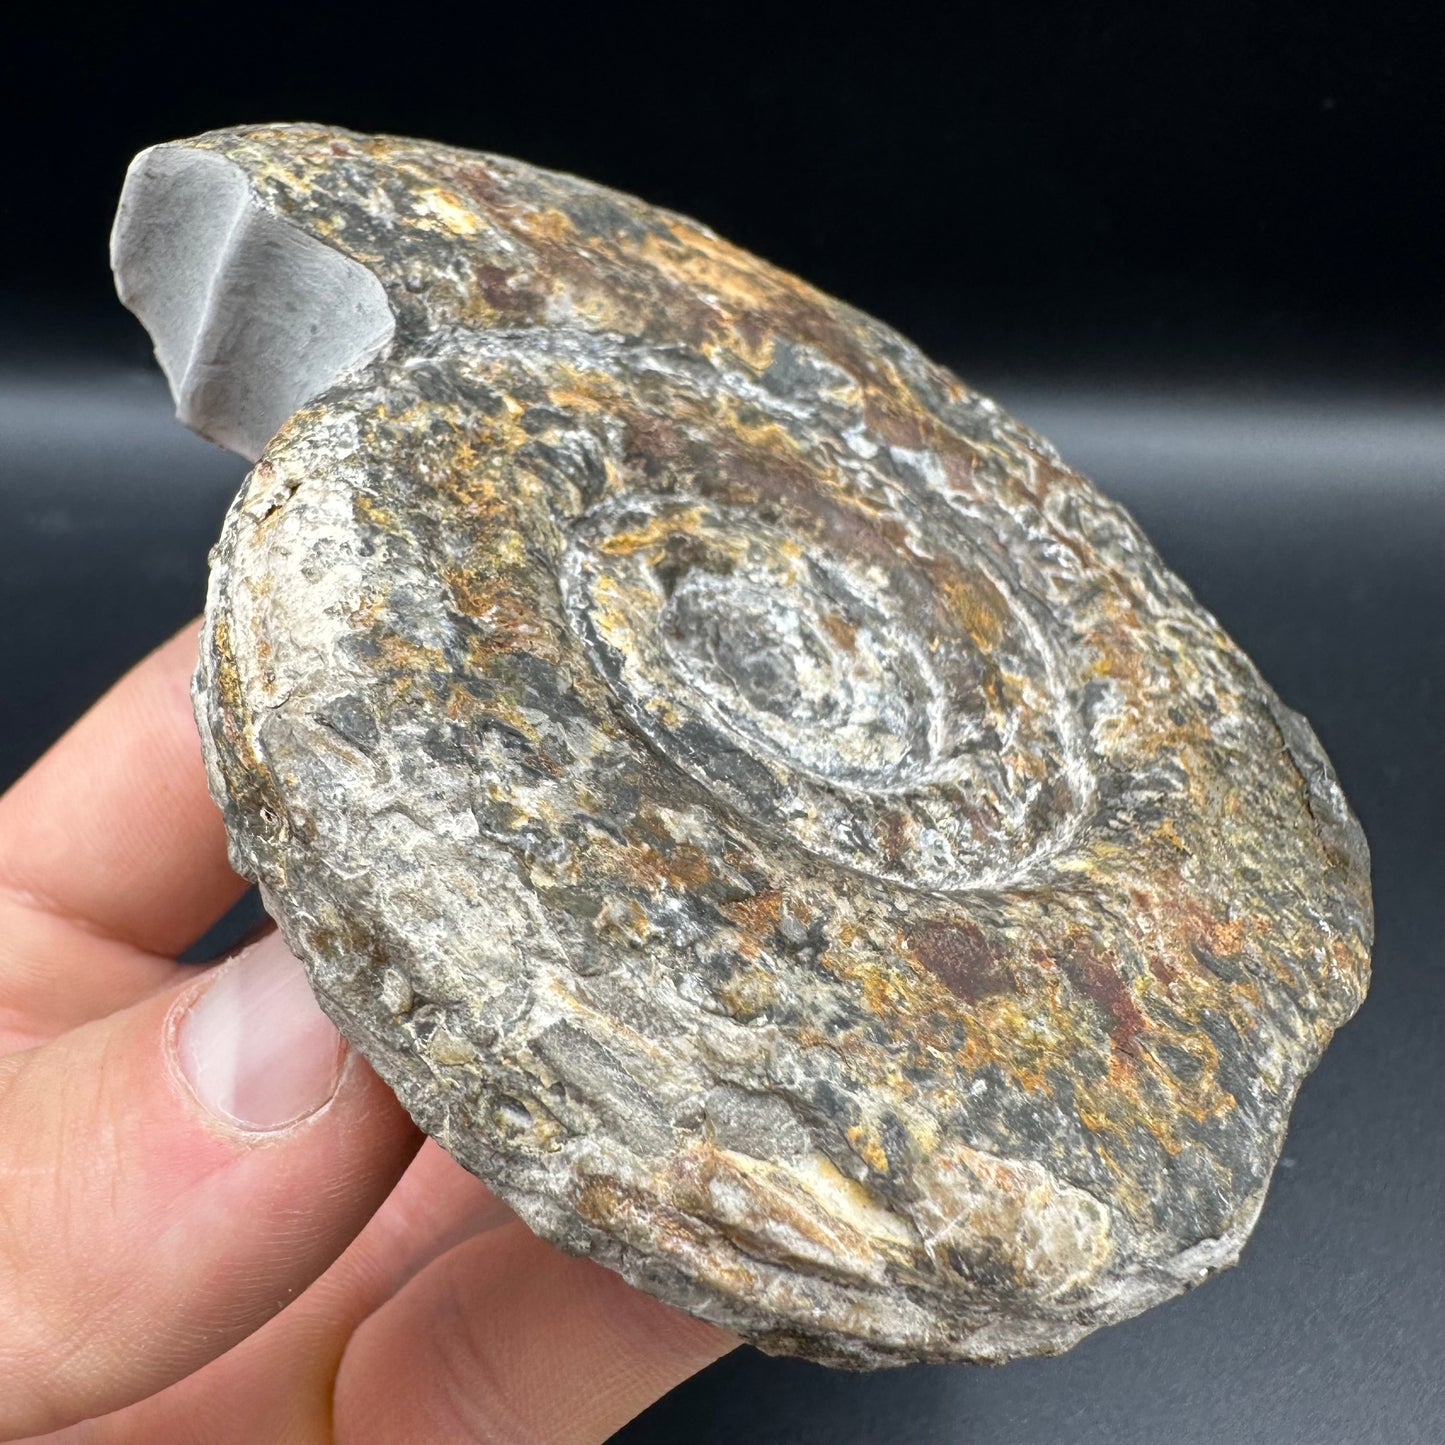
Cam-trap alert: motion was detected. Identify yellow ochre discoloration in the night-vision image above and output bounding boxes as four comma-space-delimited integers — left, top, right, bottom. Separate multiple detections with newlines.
176, 123, 1372, 1368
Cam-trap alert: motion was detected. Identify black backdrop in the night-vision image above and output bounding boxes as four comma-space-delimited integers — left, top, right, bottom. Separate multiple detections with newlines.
1, 6, 1441, 1443
5, 4, 1441, 381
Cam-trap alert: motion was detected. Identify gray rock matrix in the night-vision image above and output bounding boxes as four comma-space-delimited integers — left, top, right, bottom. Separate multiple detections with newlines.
111, 124, 1372, 1367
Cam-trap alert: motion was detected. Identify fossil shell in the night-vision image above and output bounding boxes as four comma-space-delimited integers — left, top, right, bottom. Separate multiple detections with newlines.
112, 125, 1372, 1367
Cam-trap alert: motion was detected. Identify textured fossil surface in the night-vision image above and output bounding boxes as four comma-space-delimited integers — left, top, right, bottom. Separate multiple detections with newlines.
112, 125, 1372, 1367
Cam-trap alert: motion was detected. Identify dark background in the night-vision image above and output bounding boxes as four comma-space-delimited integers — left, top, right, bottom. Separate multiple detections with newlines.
2, 5, 1441, 1443
5, 3, 1442, 384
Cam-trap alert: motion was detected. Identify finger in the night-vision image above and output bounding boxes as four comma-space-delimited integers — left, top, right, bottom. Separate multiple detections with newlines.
0, 932, 420, 1440
334, 1221, 736, 1445
55, 1145, 516, 1445
0, 906, 186, 1054
0, 621, 248, 960
208, 1140, 516, 1407
299, 1140, 517, 1316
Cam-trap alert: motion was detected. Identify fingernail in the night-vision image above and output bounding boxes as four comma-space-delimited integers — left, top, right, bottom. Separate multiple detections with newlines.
175, 931, 346, 1132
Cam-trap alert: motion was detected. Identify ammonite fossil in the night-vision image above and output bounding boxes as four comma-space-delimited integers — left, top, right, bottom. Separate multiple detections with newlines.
111, 125, 1372, 1367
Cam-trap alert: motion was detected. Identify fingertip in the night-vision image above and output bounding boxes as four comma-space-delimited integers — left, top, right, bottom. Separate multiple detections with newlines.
170, 932, 346, 1135
0, 957, 419, 1437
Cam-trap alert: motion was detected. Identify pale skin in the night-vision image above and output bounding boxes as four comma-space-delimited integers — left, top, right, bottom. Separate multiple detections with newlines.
0, 623, 734, 1443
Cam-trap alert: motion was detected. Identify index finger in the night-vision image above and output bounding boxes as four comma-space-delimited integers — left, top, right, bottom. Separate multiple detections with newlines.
0, 622, 247, 958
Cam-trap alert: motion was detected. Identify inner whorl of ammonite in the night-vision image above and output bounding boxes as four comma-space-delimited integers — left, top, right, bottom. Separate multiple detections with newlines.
561, 493, 1091, 891
659, 544, 942, 789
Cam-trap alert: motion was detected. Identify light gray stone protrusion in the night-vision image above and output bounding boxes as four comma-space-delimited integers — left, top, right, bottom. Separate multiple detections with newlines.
110, 145, 395, 460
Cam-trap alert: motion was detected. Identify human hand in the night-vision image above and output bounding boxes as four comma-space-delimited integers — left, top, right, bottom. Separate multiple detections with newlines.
0, 623, 733, 1443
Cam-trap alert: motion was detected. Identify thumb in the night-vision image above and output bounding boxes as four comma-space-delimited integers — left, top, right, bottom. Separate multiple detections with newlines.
0, 932, 419, 1439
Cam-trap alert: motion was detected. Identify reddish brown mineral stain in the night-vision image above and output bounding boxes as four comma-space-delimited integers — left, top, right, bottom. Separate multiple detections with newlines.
1061, 943, 1147, 1052
909, 921, 1013, 1004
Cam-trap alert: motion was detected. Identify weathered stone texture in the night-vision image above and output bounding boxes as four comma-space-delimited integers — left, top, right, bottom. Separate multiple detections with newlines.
115, 125, 1371, 1367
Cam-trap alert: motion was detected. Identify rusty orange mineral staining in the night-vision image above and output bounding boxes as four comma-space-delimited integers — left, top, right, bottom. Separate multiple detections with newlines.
112, 126, 1370, 1366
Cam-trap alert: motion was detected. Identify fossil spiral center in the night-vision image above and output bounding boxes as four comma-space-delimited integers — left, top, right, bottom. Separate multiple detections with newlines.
562, 493, 1085, 890
659, 564, 939, 790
